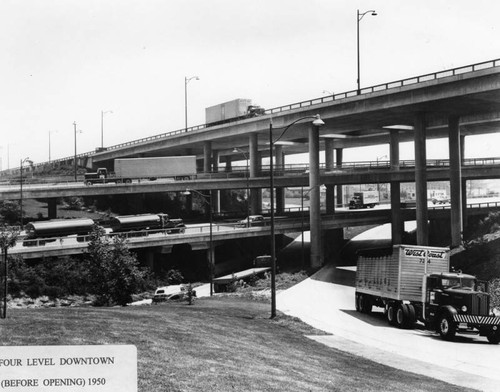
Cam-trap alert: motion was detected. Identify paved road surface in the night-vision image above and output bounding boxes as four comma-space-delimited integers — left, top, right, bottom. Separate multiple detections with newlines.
277, 265, 500, 392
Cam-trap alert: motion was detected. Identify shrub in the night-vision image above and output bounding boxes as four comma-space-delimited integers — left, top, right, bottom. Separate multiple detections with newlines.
85, 225, 147, 306
166, 269, 184, 285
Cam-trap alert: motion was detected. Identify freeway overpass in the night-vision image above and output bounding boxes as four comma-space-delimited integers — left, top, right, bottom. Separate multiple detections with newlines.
3, 58, 500, 267
10, 200, 500, 260
2, 157, 500, 200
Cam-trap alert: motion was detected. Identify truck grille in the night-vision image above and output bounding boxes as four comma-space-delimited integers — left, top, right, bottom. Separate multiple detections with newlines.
470, 293, 489, 316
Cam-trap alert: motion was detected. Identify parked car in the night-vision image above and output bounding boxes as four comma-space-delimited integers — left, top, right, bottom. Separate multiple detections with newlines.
152, 285, 196, 303
432, 195, 450, 204
236, 215, 266, 227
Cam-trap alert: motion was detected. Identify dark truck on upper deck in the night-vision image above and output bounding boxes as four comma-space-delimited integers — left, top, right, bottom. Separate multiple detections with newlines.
355, 244, 500, 343
84, 156, 197, 185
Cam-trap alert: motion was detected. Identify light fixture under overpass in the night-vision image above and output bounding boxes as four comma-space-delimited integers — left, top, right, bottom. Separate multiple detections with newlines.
269, 114, 325, 318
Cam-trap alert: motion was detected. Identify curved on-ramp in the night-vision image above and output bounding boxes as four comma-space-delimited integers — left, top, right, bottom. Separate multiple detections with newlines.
277, 264, 500, 392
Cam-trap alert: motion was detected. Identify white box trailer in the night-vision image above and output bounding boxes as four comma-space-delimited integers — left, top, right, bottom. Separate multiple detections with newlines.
356, 245, 449, 302
84, 156, 197, 185
114, 156, 196, 180
205, 99, 253, 124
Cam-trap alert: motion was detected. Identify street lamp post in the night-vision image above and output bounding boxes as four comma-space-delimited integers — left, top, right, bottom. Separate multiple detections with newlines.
19, 157, 32, 227
357, 9, 377, 94
182, 189, 213, 296
232, 148, 250, 227
73, 122, 82, 182
269, 115, 325, 318
184, 76, 199, 131
101, 110, 113, 149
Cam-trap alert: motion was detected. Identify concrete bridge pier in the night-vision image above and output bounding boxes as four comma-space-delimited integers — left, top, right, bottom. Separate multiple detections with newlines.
324, 139, 335, 214
47, 198, 57, 219
275, 145, 285, 214
449, 116, 463, 248
249, 133, 262, 214
414, 113, 429, 245
211, 150, 221, 214
390, 130, 403, 244
323, 228, 344, 263
203, 141, 212, 173
336, 148, 344, 207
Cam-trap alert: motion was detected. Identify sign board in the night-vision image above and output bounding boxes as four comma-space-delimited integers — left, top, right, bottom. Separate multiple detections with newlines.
0, 345, 137, 391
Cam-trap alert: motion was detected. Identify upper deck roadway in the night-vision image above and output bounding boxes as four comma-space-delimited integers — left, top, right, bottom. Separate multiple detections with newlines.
6, 58, 499, 175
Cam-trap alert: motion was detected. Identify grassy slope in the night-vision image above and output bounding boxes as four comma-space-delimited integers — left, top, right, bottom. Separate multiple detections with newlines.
1, 297, 473, 392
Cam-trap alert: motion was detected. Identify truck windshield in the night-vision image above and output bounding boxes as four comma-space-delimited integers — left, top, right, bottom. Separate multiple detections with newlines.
441, 277, 475, 290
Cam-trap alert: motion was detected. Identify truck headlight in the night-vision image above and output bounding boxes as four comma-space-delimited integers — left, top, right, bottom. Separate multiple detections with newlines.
461, 306, 467, 312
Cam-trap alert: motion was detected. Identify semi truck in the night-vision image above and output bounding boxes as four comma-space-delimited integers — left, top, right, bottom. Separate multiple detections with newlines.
355, 244, 500, 343
205, 99, 265, 126
109, 213, 185, 234
348, 191, 379, 209
84, 156, 197, 185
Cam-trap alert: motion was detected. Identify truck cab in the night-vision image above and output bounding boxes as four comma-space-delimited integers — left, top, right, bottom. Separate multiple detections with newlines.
84, 168, 109, 185
425, 272, 499, 342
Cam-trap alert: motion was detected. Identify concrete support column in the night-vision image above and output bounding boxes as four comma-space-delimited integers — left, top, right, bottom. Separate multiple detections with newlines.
275, 145, 285, 213
324, 139, 335, 213
212, 150, 219, 173
249, 133, 262, 214
449, 116, 463, 248
336, 148, 344, 207
203, 141, 212, 173
47, 198, 57, 219
211, 190, 220, 214
309, 122, 323, 268
144, 251, 155, 271
414, 113, 429, 245
390, 130, 402, 244
461, 135, 468, 228
225, 156, 232, 172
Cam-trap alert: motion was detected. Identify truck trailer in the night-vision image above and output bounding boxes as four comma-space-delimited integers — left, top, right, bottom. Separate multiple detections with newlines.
355, 244, 500, 343
205, 99, 265, 126
84, 156, 197, 185
348, 191, 379, 209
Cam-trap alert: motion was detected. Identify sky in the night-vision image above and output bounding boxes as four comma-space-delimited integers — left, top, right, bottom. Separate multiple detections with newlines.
1, 0, 499, 169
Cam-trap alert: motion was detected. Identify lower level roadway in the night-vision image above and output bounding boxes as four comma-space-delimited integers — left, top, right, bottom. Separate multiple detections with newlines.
277, 265, 500, 392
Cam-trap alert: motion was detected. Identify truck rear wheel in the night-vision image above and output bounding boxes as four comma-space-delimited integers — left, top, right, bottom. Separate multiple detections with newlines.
387, 304, 397, 325
359, 295, 372, 314
437, 313, 456, 341
396, 304, 409, 328
85, 180, 93, 186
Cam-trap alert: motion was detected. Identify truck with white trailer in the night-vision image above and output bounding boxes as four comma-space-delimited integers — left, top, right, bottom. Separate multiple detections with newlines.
84, 156, 197, 185
348, 191, 379, 209
355, 244, 500, 343
205, 99, 265, 126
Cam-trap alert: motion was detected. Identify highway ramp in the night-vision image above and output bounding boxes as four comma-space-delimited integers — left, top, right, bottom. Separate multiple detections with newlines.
277, 264, 500, 392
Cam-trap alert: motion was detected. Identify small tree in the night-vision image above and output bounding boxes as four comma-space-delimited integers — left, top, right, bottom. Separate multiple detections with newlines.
0, 225, 20, 318
86, 225, 147, 306
0, 201, 21, 226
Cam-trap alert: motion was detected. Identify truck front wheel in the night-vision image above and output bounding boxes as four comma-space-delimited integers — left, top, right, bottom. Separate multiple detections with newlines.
487, 331, 500, 344
438, 314, 456, 341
